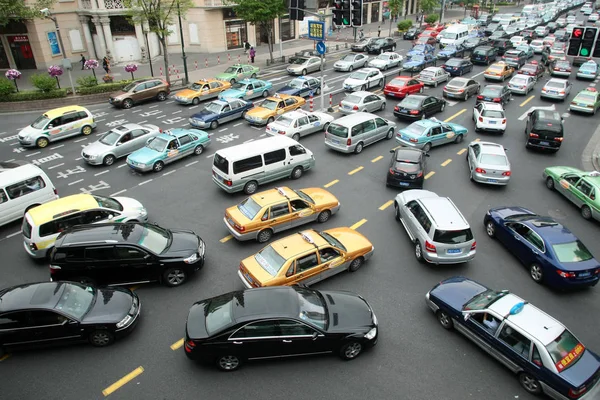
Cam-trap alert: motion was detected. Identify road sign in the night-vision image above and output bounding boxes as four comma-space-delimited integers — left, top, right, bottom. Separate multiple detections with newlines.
308, 21, 326, 41
316, 41, 326, 55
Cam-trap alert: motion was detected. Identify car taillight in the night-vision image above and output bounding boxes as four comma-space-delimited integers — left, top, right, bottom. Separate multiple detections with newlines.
530, 132, 539, 138
389, 168, 396, 175
224, 179, 232, 187
53, 188, 58, 195
49, 264, 60, 274
353, 105, 359, 110
493, 98, 501, 102
184, 340, 196, 353
425, 241, 436, 253
278, 130, 286, 135
159, 128, 163, 133
568, 386, 587, 399
477, 95, 483, 100
417, 171, 423, 178
595, 268, 600, 275
441, 64, 446, 68
394, 106, 399, 111
502, 119, 506, 124
409, 138, 419, 143
410, 110, 419, 115
475, 167, 486, 173
554, 137, 564, 142
347, 138, 352, 146
478, 117, 484, 122
559, 91, 565, 95
502, 171, 511, 176
470, 241, 477, 251
339, 102, 342, 107
557, 270, 576, 278
554, 67, 559, 70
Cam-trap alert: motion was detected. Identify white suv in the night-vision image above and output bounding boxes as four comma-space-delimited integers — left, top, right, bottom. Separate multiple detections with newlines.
473, 102, 506, 133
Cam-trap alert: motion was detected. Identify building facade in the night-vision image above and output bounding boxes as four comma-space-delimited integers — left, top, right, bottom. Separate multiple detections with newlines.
0, 0, 389, 70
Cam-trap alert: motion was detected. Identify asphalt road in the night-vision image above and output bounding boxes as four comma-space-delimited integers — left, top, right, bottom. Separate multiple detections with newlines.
1, 18, 600, 400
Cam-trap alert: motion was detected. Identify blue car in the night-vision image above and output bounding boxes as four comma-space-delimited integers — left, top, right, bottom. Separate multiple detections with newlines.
396, 118, 468, 152
403, 54, 436, 72
437, 44, 466, 60
278, 76, 322, 97
426, 276, 600, 399
126, 128, 211, 173
218, 79, 273, 101
484, 206, 600, 289
189, 98, 254, 130
441, 58, 474, 76
406, 44, 435, 58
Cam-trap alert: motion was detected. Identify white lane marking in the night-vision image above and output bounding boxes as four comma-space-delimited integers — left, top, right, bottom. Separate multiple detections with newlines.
138, 179, 153, 186
162, 170, 176, 176
50, 144, 64, 150
118, 163, 128, 168
68, 179, 84, 186
172, 110, 182, 114
186, 160, 199, 167
138, 120, 148, 124
10, 142, 18, 146
590, 83, 597, 87
206, 153, 215, 158
244, 139, 255, 143
259, 133, 267, 137
5, 159, 14, 162
75, 157, 82, 161
114, 114, 124, 118
26, 151, 41, 157
6, 231, 20, 239
189, 106, 198, 110
166, 101, 174, 104
471, 71, 485, 78
218, 128, 228, 132
96, 119, 106, 122
157, 115, 166, 119
251, 126, 261, 130
48, 163, 65, 170
149, 105, 158, 108
269, 76, 286, 82
110, 189, 127, 196
446, 100, 459, 107
74, 138, 87, 143
95, 170, 109, 176
562, 113, 570, 118
233, 123, 242, 127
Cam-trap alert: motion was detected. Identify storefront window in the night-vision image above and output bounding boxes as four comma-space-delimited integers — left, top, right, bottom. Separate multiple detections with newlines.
226, 20, 247, 50
371, 2, 380, 23
363, 4, 368, 22
281, 16, 295, 42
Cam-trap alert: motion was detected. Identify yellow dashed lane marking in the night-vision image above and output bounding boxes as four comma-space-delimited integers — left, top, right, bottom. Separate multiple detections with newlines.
348, 166, 364, 175
350, 219, 367, 230
220, 235, 233, 243
379, 200, 394, 211
444, 109, 466, 122
474, 138, 480, 142
520, 95, 534, 107
0, 354, 10, 362
457, 148, 467, 155
102, 367, 144, 397
441, 159, 452, 167
171, 338, 184, 351
324, 179, 339, 188
371, 155, 383, 163
425, 171, 435, 179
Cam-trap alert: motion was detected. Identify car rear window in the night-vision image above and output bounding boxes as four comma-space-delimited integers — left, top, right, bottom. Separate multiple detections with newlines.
255, 245, 286, 276
205, 296, 234, 335
480, 154, 508, 166
433, 228, 474, 244
22, 217, 32, 239
345, 95, 362, 104
446, 59, 462, 66
482, 110, 504, 118
213, 153, 229, 174
327, 123, 349, 138
389, 79, 406, 87
545, 329, 585, 371
238, 197, 262, 220
532, 120, 563, 137
400, 98, 422, 107
551, 241, 594, 263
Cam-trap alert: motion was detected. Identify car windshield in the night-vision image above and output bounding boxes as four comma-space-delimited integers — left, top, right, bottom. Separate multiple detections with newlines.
546, 329, 585, 371
511, 77, 528, 85
482, 110, 504, 118
237, 197, 262, 220
575, 93, 597, 102
231, 83, 247, 90
411, 55, 425, 62
516, 46, 529, 52
93, 195, 123, 211
147, 136, 168, 152
288, 78, 305, 88
138, 224, 171, 254
349, 71, 368, 80
291, 58, 308, 65
261, 99, 279, 110
463, 289, 509, 311
296, 288, 328, 330
274, 114, 294, 127
345, 95, 362, 104
389, 78, 406, 87
480, 154, 508, 165
99, 130, 122, 146
551, 241, 594, 263
54, 283, 95, 320
190, 82, 205, 90
442, 32, 457, 39
318, 231, 347, 252
404, 123, 429, 136
555, 62, 570, 68
294, 190, 315, 204
327, 123, 348, 138
31, 114, 50, 129
341, 54, 356, 61
481, 87, 501, 96
204, 293, 234, 335
580, 64, 597, 71
204, 102, 223, 113
223, 67, 237, 73
254, 245, 286, 276
446, 59, 462, 67
546, 81, 565, 89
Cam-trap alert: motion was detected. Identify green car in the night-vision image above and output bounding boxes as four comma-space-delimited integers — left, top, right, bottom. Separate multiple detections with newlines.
215, 64, 260, 84
568, 88, 600, 115
543, 166, 600, 221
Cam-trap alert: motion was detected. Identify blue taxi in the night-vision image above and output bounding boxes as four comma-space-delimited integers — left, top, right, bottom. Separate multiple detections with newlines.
395, 118, 468, 153
403, 54, 436, 72
576, 60, 599, 80
217, 79, 273, 101
126, 128, 211, 173
426, 277, 600, 399
189, 98, 254, 130
278, 76, 322, 98
406, 44, 435, 58
437, 44, 466, 60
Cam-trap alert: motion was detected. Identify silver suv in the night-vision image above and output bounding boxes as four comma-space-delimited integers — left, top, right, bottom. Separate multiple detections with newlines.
394, 190, 476, 264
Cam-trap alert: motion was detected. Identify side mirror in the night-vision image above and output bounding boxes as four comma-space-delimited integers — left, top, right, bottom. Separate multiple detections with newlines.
144, 254, 152, 260
146, 138, 154, 145
389, 149, 395, 153
116, 142, 122, 146
47, 124, 54, 129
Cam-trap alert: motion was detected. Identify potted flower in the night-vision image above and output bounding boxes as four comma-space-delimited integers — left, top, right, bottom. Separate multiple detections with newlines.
124, 64, 138, 80
103, 74, 114, 83
48, 65, 63, 89
84, 59, 99, 81
5, 69, 21, 92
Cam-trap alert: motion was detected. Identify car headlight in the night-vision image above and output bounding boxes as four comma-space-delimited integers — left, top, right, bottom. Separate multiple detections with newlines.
183, 253, 198, 264
364, 327, 377, 340
138, 208, 147, 216
116, 315, 132, 328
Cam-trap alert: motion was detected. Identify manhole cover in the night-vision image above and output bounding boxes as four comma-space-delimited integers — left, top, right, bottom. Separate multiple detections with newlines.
548, 209, 567, 219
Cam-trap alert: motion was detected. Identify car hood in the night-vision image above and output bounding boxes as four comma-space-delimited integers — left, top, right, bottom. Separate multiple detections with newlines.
489, 206, 535, 220
128, 146, 163, 164
219, 89, 245, 98
278, 86, 301, 95
344, 78, 366, 86
82, 288, 134, 324
18, 125, 41, 137
429, 276, 488, 312
298, 187, 339, 207
558, 349, 600, 387
214, 74, 234, 81
404, 59, 424, 66
110, 90, 128, 99
287, 64, 307, 71
190, 109, 218, 121
369, 59, 389, 66
323, 227, 372, 254
321, 290, 374, 333
176, 88, 201, 99
163, 229, 200, 257
83, 140, 115, 155
246, 107, 274, 118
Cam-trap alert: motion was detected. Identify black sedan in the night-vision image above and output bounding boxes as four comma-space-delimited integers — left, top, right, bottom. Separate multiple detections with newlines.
492, 39, 513, 56
393, 95, 447, 120
463, 37, 488, 50
386, 147, 428, 188
476, 85, 511, 106
184, 286, 378, 371
189, 98, 254, 130
403, 27, 423, 40
366, 37, 397, 54
0, 281, 140, 356
441, 58, 474, 76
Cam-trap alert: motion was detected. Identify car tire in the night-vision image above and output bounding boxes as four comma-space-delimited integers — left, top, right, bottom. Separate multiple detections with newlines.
354, 142, 364, 154
163, 267, 188, 287
244, 180, 258, 194
530, 263, 544, 284
292, 133, 300, 141
210, 120, 219, 130
262, 90, 269, 98
315, 87, 321, 96
194, 145, 204, 155
349, 65, 354, 72
581, 205, 593, 220
419, 87, 424, 93
103, 155, 116, 166
378, 79, 383, 87
546, 177, 555, 190
267, 117, 274, 125
394, 203, 401, 221
423, 142, 432, 153
152, 161, 164, 172
216, 355, 242, 372
291, 166, 303, 180
36, 137, 49, 148
361, 85, 366, 91
441, 102, 446, 111
414, 241, 425, 263
392, 45, 396, 51
317, 210, 331, 223
379, 101, 386, 111
437, 310, 454, 330
81, 125, 93, 136
485, 220, 496, 238
322, 122, 330, 132
454, 134, 463, 144
302, 69, 307, 76
123, 98, 134, 109
157, 91, 168, 101
518, 372, 543, 395
230, 79, 236, 84
89, 330, 114, 347
257, 228, 273, 243
251, 73, 257, 79
385, 128, 394, 140
339, 341, 363, 360
192, 97, 200, 106
434, 80, 438, 88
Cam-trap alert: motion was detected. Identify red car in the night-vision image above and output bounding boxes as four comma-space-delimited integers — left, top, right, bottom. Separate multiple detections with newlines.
383, 76, 424, 98
430, 24, 445, 32
517, 61, 545, 80
413, 36, 437, 46
419, 30, 439, 38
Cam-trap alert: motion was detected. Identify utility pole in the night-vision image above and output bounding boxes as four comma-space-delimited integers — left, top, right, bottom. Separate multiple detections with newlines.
440, 0, 446, 24
177, 1, 189, 85
144, 27, 154, 77
46, 12, 76, 95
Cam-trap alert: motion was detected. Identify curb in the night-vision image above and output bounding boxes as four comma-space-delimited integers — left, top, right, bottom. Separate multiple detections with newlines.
581, 119, 600, 172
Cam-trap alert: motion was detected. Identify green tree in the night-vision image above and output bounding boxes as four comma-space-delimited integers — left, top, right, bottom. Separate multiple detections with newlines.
387, 0, 404, 36
0, 0, 55, 27
397, 19, 413, 32
424, 14, 438, 24
419, 0, 439, 14
225, 0, 286, 63
123, 0, 194, 85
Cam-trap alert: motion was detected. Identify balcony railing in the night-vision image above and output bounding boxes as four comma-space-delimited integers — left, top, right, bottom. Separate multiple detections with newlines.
81, 0, 93, 9
202, 0, 233, 7
104, 0, 125, 9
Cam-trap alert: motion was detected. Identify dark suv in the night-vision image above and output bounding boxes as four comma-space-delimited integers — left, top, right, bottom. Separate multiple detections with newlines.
109, 78, 170, 109
49, 223, 205, 287
366, 37, 397, 54
524, 109, 564, 153
471, 46, 498, 65
492, 39, 513, 56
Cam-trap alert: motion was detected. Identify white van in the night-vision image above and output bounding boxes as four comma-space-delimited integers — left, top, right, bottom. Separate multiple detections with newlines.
439, 24, 469, 47
212, 136, 315, 195
0, 162, 58, 226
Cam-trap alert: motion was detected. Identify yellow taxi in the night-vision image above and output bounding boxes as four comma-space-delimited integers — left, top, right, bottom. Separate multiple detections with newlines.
173, 78, 231, 105
238, 228, 375, 288
244, 93, 306, 126
224, 186, 340, 243
483, 61, 515, 82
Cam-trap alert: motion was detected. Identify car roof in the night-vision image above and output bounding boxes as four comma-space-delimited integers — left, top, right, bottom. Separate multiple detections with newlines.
411, 118, 439, 128
346, 91, 372, 98
231, 286, 301, 322
277, 110, 313, 119
480, 102, 504, 111
518, 216, 577, 243
155, 128, 196, 140
237, 78, 263, 84
26, 194, 97, 225
360, 67, 380, 73
419, 197, 469, 229
488, 293, 565, 346
269, 229, 329, 260
215, 136, 297, 159
477, 142, 506, 155
0, 282, 69, 313
578, 171, 600, 186
55, 222, 146, 247
43, 105, 89, 118
546, 78, 568, 85
250, 186, 300, 208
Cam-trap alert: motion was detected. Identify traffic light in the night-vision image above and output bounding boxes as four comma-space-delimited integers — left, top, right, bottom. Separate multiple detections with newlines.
580, 27, 598, 57
593, 38, 600, 58
289, 0, 305, 21
567, 27, 584, 56
350, 0, 363, 27
342, 0, 351, 26
332, 0, 344, 25
297, 0, 305, 20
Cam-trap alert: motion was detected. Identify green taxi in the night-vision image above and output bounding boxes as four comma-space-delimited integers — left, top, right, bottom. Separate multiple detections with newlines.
543, 166, 600, 221
569, 87, 600, 115
215, 64, 260, 84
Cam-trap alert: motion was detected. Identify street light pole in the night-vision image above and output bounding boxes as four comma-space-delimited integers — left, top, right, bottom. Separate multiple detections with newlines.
144, 28, 154, 77
177, 1, 189, 85
48, 14, 76, 95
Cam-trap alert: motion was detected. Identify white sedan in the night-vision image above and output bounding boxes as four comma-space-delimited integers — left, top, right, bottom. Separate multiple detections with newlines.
473, 102, 506, 133
508, 74, 536, 95
343, 67, 385, 91
416, 67, 450, 87
265, 110, 334, 141
367, 52, 403, 71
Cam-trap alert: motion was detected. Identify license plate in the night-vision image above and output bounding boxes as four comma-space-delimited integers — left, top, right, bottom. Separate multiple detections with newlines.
401, 109, 408, 112
490, 121, 496, 124
549, 91, 557, 94
244, 272, 254, 284
331, 139, 340, 144
447, 249, 461, 254
343, 105, 351, 109
487, 179, 498, 183
578, 103, 586, 106
540, 141, 550, 146
484, 97, 491, 101
399, 182, 410, 186
228, 218, 234, 226
579, 271, 591, 278
560, 69, 566, 71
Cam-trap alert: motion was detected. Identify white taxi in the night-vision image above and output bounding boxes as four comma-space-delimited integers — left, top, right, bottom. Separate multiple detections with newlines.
265, 110, 334, 141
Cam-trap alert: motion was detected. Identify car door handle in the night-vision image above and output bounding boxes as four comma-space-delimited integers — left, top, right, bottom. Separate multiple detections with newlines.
514, 236, 521, 241
282, 340, 292, 343
233, 341, 243, 345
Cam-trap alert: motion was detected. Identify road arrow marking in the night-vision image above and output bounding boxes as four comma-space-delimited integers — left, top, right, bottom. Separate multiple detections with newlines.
518, 104, 556, 120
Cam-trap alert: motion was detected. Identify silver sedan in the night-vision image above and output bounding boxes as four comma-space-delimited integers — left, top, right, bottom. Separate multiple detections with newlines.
339, 91, 386, 114
443, 77, 480, 100
540, 78, 571, 100
333, 53, 369, 72
367, 52, 403, 71
508, 74, 536, 95
467, 141, 511, 185
287, 56, 325, 75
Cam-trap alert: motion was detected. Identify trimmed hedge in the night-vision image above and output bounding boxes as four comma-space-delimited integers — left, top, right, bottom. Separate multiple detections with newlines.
77, 81, 127, 95
0, 89, 68, 102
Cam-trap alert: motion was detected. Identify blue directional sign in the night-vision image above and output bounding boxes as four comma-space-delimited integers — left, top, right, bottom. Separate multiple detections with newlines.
308, 21, 326, 41
316, 41, 326, 55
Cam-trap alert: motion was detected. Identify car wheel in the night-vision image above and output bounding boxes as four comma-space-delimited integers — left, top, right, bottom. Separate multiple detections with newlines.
414, 241, 424, 263
262, 90, 269, 98
485, 220, 496, 238
519, 372, 543, 395
315, 87, 321, 95
348, 257, 364, 272
302, 69, 307, 75
89, 330, 114, 347
354, 142, 364, 154
530, 263, 544, 283
434, 80, 438, 88
230, 78, 236, 84
378, 79, 383, 87
380, 102, 386, 111
194, 145, 204, 155
464, 92, 469, 101
349, 65, 354, 72
103, 155, 116, 166
267, 117, 274, 125
163, 267, 188, 287
216, 355, 242, 372
454, 134, 463, 144
394, 203, 401, 221
546, 177, 555, 190
251, 73, 257, 79
157, 91, 168, 101
291, 166, 303, 179
385, 128, 394, 140
192, 97, 200, 105
581, 205, 593, 220
292, 133, 300, 141
360, 84, 366, 91
423, 142, 432, 153
419, 87, 424, 93
257, 228, 273, 243
123, 99, 134, 109
392, 45, 396, 51
383, 65, 388, 71
437, 310, 454, 330
323, 122, 330, 132
152, 161, 164, 172
243, 180, 258, 194
210, 120, 219, 129
441, 102, 446, 111
339, 341, 363, 360
36, 137, 49, 148
81, 125, 93, 136
421, 113, 426, 120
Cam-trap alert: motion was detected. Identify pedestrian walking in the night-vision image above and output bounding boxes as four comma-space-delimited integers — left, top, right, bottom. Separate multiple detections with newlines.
102, 56, 110, 74
244, 41, 250, 54
249, 47, 256, 63
80, 54, 86, 70
378, 25, 381, 37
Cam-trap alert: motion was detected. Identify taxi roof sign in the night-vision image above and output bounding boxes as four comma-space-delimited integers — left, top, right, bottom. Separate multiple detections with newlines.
300, 232, 315, 244
509, 302, 526, 316
276, 187, 289, 197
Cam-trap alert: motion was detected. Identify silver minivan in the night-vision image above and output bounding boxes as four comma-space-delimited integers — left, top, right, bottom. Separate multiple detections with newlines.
394, 189, 476, 264
324, 112, 396, 154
